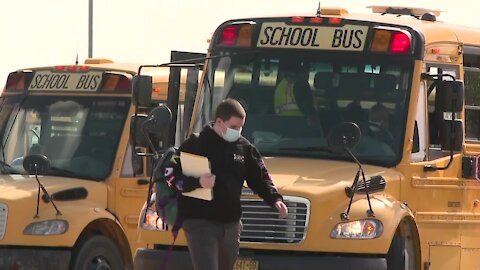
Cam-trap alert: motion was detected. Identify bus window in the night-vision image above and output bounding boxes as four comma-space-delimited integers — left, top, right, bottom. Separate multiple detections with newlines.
464, 66, 480, 142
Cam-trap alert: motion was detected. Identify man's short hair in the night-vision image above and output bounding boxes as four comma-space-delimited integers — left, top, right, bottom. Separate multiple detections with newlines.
215, 98, 246, 121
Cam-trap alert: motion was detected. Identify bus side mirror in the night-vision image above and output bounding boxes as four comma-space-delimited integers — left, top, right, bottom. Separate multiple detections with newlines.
327, 122, 361, 154
435, 80, 464, 152
132, 75, 153, 107
436, 80, 464, 113
440, 120, 463, 152
142, 105, 172, 135
130, 106, 172, 150
130, 114, 150, 148
23, 154, 50, 175
144, 106, 172, 151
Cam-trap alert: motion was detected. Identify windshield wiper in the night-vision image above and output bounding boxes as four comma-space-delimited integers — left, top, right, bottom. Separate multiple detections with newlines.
0, 160, 12, 169
0, 160, 11, 173
0, 160, 20, 174
47, 166, 78, 178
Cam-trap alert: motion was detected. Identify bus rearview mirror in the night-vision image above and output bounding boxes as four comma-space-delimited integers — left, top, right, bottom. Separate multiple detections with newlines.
436, 80, 464, 113
440, 119, 463, 152
132, 75, 153, 107
130, 114, 150, 148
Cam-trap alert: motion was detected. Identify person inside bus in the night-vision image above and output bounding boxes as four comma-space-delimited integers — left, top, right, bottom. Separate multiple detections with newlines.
273, 62, 320, 128
365, 102, 394, 144
343, 100, 367, 125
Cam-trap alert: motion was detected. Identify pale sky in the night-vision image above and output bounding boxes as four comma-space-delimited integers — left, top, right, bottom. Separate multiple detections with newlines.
0, 0, 476, 88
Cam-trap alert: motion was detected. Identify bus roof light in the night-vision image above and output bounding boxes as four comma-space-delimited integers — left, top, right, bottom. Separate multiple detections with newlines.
5, 72, 26, 92
218, 25, 238, 46
103, 74, 120, 92
237, 24, 253, 47
55, 66, 65, 71
370, 29, 392, 52
320, 8, 349, 16
67, 66, 77, 71
84, 58, 113, 64
390, 31, 411, 53
103, 73, 131, 93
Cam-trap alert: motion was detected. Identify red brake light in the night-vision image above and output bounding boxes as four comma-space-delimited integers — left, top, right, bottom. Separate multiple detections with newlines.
309, 17, 323, 24
390, 31, 411, 53
328, 18, 342, 24
79, 66, 90, 72
116, 75, 131, 93
291, 16, 305, 23
218, 26, 238, 46
54, 66, 90, 72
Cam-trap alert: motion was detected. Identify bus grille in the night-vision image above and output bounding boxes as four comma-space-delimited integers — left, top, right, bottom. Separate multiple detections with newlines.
240, 196, 310, 244
0, 203, 7, 240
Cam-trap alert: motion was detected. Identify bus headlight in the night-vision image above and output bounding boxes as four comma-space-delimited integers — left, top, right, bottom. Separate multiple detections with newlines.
330, 219, 383, 239
139, 208, 166, 231
23, 220, 68, 235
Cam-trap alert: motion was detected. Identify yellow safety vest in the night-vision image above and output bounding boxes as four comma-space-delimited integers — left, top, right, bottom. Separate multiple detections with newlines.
274, 79, 302, 116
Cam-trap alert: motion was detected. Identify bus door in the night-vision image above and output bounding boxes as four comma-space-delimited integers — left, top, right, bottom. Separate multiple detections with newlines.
118, 51, 204, 251
166, 50, 206, 146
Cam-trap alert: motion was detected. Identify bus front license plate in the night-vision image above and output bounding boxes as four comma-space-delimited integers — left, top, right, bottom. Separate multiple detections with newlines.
234, 257, 259, 270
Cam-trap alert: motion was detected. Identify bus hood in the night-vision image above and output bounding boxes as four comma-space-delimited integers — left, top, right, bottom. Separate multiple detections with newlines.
0, 174, 107, 206
238, 157, 406, 253
263, 156, 402, 195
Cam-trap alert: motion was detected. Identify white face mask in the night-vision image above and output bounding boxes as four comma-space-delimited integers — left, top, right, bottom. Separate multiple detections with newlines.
222, 123, 242, 142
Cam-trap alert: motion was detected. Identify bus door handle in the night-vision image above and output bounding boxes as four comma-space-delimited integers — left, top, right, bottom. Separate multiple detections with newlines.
137, 179, 149, 185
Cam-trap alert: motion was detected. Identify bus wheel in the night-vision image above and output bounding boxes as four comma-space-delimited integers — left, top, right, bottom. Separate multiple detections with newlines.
386, 230, 417, 270
70, 235, 124, 270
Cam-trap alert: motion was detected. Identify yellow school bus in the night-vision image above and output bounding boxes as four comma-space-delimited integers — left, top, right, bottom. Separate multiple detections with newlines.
0, 57, 187, 269
134, 5, 480, 270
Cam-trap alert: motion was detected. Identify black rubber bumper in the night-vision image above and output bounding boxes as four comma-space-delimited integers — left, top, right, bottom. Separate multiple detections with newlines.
0, 246, 71, 270
134, 247, 387, 270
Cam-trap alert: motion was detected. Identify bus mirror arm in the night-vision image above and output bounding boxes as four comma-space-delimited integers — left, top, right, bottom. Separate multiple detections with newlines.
326, 122, 375, 221
341, 148, 375, 221
23, 155, 62, 218
421, 72, 456, 83
422, 113, 457, 172
421, 74, 464, 172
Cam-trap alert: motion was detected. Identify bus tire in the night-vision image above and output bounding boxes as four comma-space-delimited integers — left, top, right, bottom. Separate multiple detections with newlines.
70, 235, 124, 270
386, 232, 405, 270
386, 231, 418, 270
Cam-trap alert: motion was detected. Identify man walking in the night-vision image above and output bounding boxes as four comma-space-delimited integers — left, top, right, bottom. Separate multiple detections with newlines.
167, 98, 288, 270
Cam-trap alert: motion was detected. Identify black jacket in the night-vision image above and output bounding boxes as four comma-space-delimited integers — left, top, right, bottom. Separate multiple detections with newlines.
166, 124, 283, 222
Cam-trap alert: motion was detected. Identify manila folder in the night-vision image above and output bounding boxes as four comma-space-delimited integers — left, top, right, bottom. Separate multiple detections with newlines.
180, 152, 213, 201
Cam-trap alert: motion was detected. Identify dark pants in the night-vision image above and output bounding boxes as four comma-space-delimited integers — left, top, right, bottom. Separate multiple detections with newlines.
182, 218, 242, 270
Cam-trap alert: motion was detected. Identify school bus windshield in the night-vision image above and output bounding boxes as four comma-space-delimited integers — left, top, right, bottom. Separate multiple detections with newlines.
197, 49, 412, 167
0, 95, 129, 180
